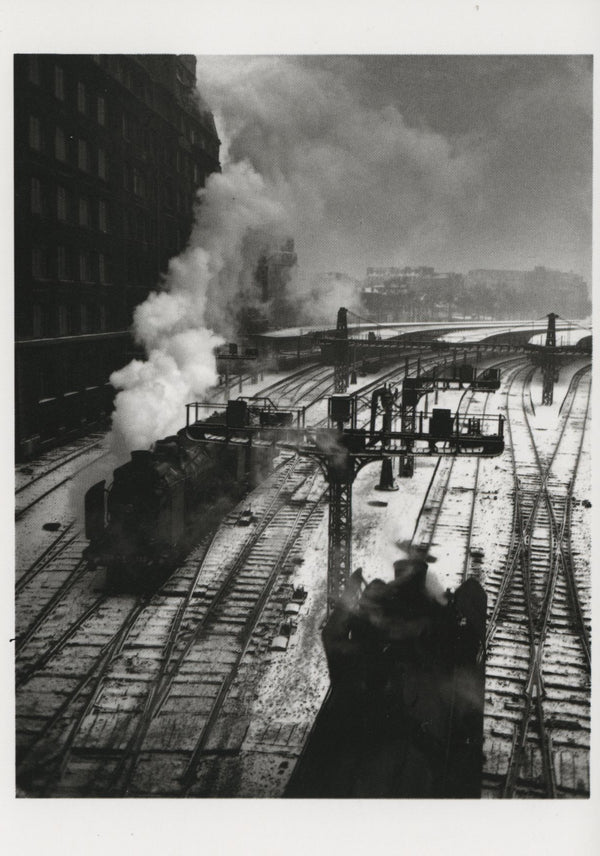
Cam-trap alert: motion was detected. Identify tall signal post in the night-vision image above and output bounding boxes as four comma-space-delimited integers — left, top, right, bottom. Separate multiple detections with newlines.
541, 312, 558, 406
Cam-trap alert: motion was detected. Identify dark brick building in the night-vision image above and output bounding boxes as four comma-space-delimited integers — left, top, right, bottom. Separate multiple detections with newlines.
14, 54, 220, 459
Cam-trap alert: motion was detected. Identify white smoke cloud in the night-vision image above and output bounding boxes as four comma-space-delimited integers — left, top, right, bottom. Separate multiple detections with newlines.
195, 56, 488, 285
110, 55, 489, 453
109, 161, 289, 453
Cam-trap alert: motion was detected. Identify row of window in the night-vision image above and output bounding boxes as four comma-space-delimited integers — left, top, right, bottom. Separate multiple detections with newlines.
27, 55, 208, 157
28, 116, 108, 179
32, 302, 108, 340
28, 57, 107, 126
28, 117, 195, 203
101, 55, 203, 147
32, 247, 111, 284
30, 177, 110, 230
29, 115, 204, 196
29, 182, 187, 255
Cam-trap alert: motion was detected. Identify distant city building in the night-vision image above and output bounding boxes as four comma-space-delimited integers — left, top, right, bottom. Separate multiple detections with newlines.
466, 267, 590, 318
255, 238, 298, 302
362, 266, 464, 322
14, 54, 220, 459
245, 238, 298, 332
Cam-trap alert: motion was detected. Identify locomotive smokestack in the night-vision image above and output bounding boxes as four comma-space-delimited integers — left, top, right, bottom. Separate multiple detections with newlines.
130, 450, 153, 469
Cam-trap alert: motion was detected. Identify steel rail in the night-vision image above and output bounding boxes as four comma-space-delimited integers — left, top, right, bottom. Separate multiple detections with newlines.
15, 521, 79, 594
15, 437, 103, 495
104, 455, 305, 795
495, 361, 591, 797
180, 491, 328, 795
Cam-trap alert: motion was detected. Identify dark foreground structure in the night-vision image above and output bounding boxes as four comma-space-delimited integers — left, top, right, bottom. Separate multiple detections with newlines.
286, 565, 486, 798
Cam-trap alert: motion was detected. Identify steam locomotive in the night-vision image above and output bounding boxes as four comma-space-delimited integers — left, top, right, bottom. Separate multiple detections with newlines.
286, 560, 487, 798
84, 399, 293, 593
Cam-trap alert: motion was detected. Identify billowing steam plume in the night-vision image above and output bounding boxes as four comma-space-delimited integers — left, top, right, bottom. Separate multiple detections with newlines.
110, 162, 290, 454
110, 56, 488, 453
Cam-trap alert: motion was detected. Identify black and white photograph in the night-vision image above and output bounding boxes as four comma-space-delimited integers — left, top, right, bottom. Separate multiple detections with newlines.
6, 0, 599, 852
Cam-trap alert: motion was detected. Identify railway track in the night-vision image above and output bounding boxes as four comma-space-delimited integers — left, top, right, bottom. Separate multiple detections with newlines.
17, 345, 586, 798
16, 353, 439, 795
16, 454, 325, 795
409, 357, 525, 583
16, 435, 104, 493
15, 520, 79, 594
15, 535, 95, 658
15, 446, 111, 520
482, 361, 591, 798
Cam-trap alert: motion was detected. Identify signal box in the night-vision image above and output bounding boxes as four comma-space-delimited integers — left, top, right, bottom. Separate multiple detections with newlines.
430, 408, 454, 438
226, 399, 249, 429
329, 395, 353, 424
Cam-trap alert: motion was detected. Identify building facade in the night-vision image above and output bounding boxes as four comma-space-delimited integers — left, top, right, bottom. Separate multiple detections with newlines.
362, 266, 464, 322
465, 267, 591, 319
15, 54, 220, 459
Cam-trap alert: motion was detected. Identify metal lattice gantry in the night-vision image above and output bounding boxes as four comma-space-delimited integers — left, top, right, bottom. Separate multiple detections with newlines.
333, 306, 349, 393
327, 479, 353, 606
184, 364, 505, 615
541, 312, 558, 406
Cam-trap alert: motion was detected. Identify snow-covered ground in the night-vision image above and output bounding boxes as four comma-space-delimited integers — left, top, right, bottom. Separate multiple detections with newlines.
14, 349, 592, 797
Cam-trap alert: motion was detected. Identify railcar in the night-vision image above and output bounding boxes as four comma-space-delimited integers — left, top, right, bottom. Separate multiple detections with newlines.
84, 405, 290, 593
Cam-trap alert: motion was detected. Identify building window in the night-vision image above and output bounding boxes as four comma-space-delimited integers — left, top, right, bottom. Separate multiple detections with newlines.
32, 304, 44, 338
39, 363, 56, 398
55, 127, 66, 161
98, 147, 107, 180
58, 304, 69, 335
57, 246, 68, 279
54, 65, 65, 100
69, 305, 79, 337
77, 81, 87, 114
79, 252, 91, 282
29, 116, 41, 150
121, 113, 130, 140
78, 139, 89, 171
31, 177, 42, 213
98, 253, 108, 283
32, 247, 45, 278
57, 186, 67, 221
136, 211, 146, 242
193, 164, 200, 184
28, 56, 40, 85
89, 304, 100, 331
78, 197, 89, 227
133, 168, 145, 198
100, 306, 107, 331
80, 303, 88, 333
98, 200, 108, 232
97, 96, 106, 125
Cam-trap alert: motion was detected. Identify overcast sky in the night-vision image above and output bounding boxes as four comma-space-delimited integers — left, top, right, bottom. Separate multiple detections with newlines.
196, 55, 592, 289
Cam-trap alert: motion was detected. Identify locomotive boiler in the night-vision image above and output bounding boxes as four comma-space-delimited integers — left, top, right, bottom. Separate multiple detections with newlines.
84, 400, 292, 593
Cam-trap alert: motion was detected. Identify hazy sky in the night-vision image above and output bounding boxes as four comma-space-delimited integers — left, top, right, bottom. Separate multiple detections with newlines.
196, 55, 592, 288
